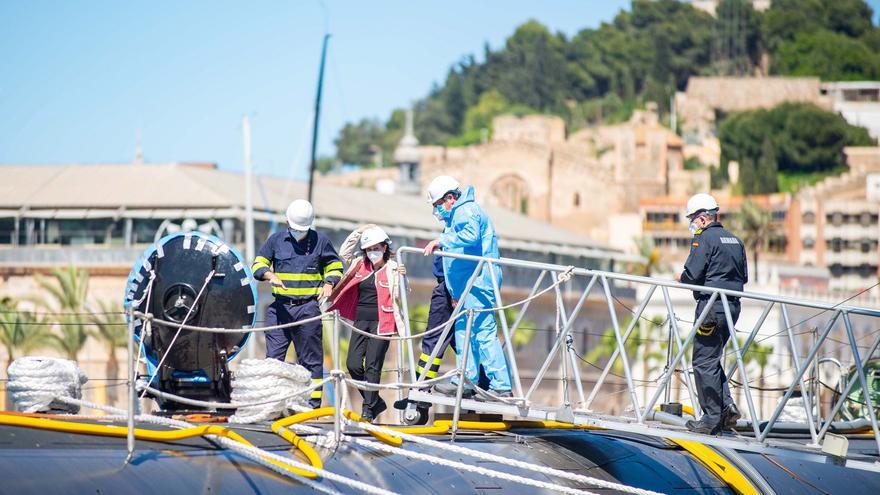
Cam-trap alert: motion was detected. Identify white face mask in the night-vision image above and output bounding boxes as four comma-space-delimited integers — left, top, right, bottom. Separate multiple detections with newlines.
366, 250, 384, 264
290, 229, 308, 242
688, 221, 699, 235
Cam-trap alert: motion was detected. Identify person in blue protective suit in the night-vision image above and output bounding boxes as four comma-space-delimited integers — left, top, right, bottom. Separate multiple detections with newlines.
393, 242, 491, 421
251, 199, 344, 409
422, 175, 512, 399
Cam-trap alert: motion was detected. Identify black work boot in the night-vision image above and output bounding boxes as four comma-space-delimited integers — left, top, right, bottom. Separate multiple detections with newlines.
686, 418, 721, 435
433, 381, 475, 399
360, 405, 375, 423
723, 403, 741, 429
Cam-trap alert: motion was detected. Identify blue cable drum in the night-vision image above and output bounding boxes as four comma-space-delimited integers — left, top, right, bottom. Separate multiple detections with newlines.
123, 231, 257, 407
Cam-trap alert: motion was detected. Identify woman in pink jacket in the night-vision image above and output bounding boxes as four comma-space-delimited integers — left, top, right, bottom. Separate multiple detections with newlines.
329, 224, 405, 422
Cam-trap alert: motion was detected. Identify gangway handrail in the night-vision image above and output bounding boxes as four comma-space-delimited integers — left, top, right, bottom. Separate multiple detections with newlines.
396, 246, 880, 318
394, 246, 880, 458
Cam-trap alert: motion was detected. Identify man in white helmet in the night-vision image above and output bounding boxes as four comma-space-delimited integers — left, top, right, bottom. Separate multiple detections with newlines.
676, 193, 747, 435
423, 175, 512, 399
251, 199, 343, 408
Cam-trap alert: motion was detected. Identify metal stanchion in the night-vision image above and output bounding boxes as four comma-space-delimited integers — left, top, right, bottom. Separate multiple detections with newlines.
332, 311, 342, 444
450, 311, 474, 443
125, 307, 136, 465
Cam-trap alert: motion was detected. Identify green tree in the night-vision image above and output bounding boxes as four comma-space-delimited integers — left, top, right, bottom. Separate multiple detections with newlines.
741, 339, 773, 414
720, 102, 875, 187
725, 338, 773, 411
632, 235, 663, 277
492, 20, 569, 112
89, 300, 127, 405
761, 0, 825, 51
334, 118, 386, 167
774, 30, 880, 80
448, 90, 536, 146
738, 157, 757, 195
822, 0, 875, 38
586, 318, 641, 374
750, 138, 779, 194
35, 266, 91, 361
0, 299, 50, 369
505, 308, 536, 350
736, 199, 777, 283
712, 0, 764, 76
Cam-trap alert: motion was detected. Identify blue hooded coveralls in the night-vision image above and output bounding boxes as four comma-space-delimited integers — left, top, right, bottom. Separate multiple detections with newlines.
439, 186, 512, 391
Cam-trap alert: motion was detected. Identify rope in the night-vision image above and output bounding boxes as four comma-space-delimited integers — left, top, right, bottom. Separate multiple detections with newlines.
338, 316, 453, 341
134, 374, 331, 413
53, 396, 389, 495
229, 359, 314, 423
353, 420, 662, 495
471, 266, 575, 314
133, 311, 327, 333
281, 420, 599, 495
353, 434, 598, 495
6, 357, 88, 413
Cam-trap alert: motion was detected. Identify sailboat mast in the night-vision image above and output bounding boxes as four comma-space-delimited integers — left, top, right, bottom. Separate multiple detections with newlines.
307, 33, 331, 203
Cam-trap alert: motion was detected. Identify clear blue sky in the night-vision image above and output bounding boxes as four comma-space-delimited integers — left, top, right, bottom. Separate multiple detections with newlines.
0, 1, 877, 180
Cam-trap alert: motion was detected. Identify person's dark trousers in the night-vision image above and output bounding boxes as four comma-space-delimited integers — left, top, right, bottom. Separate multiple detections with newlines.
692, 297, 740, 429
418, 280, 490, 389
265, 298, 325, 408
346, 320, 391, 416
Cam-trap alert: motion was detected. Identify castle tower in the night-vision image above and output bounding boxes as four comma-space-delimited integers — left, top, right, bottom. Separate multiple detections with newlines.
394, 109, 421, 195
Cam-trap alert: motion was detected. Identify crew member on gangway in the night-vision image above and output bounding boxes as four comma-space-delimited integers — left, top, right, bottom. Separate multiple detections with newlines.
677, 193, 747, 435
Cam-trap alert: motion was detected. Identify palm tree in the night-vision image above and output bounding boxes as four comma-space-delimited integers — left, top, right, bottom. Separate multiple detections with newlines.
632, 235, 664, 277
35, 266, 90, 312
0, 298, 51, 409
505, 308, 536, 350
35, 266, 92, 361
585, 317, 641, 374
736, 199, 777, 283
0, 299, 50, 369
742, 340, 774, 416
89, 300, 127, 405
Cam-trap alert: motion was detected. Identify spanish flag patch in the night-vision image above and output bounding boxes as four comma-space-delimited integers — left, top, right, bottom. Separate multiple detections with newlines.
692, 242, 699, 247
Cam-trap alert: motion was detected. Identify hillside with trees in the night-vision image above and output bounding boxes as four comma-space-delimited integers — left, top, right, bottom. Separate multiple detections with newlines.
332, 0, 880, 176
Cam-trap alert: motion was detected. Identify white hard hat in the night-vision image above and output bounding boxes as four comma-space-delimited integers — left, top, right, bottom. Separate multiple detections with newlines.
686, 193, 720, 218
360, 226, 390, 249
426, 175, 460, 204
286, 199, 315, 230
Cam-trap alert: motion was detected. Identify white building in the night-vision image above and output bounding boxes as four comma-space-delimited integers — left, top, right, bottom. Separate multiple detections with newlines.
797, 147, 880, 292
821, 81, 880, 141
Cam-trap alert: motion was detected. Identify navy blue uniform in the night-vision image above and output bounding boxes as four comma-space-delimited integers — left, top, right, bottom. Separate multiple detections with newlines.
252, 229, 343, 408
681, 221, 748, 430
417, 257, 454, 380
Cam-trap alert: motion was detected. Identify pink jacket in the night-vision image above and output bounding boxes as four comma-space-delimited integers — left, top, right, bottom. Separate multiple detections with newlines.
327, 228, 405, 335
329, 258, 399, 335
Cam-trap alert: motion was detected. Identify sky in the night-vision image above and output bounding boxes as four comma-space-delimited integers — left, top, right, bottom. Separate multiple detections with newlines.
0, 1, 877, 181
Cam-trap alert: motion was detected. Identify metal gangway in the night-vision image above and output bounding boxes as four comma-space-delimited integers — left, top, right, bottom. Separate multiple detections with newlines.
118, 244, 880, 474
386, 246, 880, 465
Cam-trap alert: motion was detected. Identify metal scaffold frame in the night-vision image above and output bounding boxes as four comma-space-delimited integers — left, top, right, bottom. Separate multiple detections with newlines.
123, 246, 880, 471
